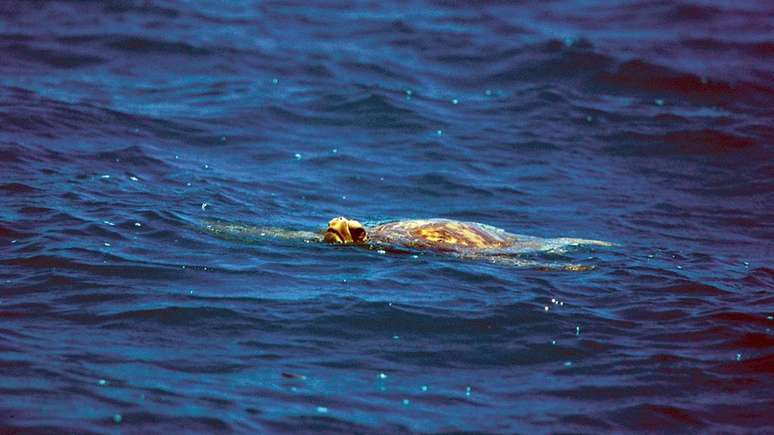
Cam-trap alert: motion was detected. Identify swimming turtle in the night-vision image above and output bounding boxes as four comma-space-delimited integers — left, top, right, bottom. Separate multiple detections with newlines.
205, 217, 612, 271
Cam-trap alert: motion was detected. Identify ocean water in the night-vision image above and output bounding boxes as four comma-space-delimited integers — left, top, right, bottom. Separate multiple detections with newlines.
1, 1, 772, 433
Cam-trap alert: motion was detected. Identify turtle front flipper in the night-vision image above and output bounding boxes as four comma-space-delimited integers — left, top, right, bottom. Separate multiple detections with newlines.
203, 220, 323, 243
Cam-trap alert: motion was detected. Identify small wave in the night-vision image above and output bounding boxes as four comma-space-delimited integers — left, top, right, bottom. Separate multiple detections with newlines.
742, 267, 774, 290
611, 403, 706, 430
2, 255, 185, 281
327, 93, 433, 131
0, 182, 39, 194
411, 172, 496, 198
0, 85, 205, 143
90, 144, 171, 169
683, 38, 774, 59
1, 43, 104, 68
0, 222, 36, 241
105, 36, 211, 56
91, 306, 264, 333
102, 3, 180, 18
602, 129, 756, 156
105, 412, 232, 433
0, 141, 33, 163
269, 92, 433, 132
592, 59, 774, 107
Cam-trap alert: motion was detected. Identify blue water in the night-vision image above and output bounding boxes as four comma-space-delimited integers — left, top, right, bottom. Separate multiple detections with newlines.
1, 1, 772, 433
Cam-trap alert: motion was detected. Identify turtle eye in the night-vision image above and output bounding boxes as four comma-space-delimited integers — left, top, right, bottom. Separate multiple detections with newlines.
350, 227, 366, 242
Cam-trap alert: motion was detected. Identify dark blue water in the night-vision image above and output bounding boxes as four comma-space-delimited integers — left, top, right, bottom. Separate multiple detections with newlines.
1, 1, 772, 433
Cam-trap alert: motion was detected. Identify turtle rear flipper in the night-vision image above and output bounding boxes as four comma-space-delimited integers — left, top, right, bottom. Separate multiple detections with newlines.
539, 237, 615, 254
461, 254, 595, 271
551, 238, 614, 247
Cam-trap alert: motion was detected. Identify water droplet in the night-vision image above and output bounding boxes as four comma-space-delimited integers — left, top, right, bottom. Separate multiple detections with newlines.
544, 306, 549, 312
551, 340, 556, 345
98, 379, 107, 386
585, 115, 593, 122
767, 316, 773, 320
736, 353, 742, 361
484, 89, 492, 96
421, 385, 428, 392
112, 414, 122, 424
465, 386, 471, 396
676, 265, 683, 270
134, 222, 141, 227
392, 335, 400, 340
451, 98, 459, 105
655, 99, 664, 106
100, 174, 110, 179
377, 249, 386, 254
201, 203, 209, 211
411, 255, 418, 259
129, 176, 138, 182
272, 78, 278, 85
564, 361, 572, 367
402, 399, 410, 405
436, 129, 443, 136
103, 242, 111, 247
331, 148, 338, 153
104, 220, 114, 226
294, 153, 302, 160
316, 406, 328, 413
576, 326, 580, 336
378, 372, 387, 379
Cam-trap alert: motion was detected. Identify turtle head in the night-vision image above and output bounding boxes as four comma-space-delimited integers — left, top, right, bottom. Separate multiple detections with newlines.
324, 217, 367, 244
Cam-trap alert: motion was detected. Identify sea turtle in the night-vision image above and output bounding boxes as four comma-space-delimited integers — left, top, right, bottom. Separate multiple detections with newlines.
205, 217, 613, 271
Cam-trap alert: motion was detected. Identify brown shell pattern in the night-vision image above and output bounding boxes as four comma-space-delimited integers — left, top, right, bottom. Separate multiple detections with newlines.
370, 219, 513, 251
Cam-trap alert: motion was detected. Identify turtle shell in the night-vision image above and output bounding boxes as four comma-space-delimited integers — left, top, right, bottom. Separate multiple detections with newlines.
368, 219, 515, 252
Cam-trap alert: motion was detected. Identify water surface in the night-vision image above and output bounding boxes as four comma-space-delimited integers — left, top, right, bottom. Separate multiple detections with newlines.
1, 1, 772, 433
